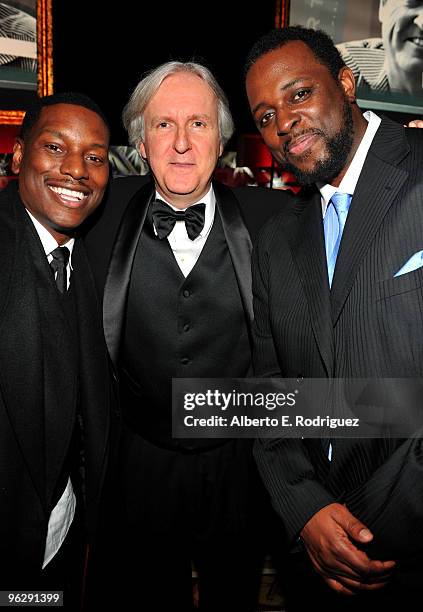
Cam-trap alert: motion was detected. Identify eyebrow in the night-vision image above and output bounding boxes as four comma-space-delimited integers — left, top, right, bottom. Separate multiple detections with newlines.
251, 78, 307, 116
40, 128, 108, 149
149, 113, 213, 123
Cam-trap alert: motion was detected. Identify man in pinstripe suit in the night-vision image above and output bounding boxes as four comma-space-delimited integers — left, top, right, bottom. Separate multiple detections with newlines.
245, 25, 423, 611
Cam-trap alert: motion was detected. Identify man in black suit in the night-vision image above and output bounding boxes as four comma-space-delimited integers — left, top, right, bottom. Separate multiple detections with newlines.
245, 26, 423, 611
0, 92, 114, 608
84, 61, 291, 611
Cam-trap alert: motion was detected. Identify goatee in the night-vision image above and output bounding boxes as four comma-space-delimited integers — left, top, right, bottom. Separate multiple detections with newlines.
284, 99, 354, 186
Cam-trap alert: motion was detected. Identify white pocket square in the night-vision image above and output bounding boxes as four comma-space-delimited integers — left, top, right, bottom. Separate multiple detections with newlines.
394, 250, 423, 277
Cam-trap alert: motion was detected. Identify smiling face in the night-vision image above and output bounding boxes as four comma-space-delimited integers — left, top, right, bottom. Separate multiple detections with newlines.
246, 41, 366, 186
12, 103, 109, 244
380, 0, 423, 92
139, 72, 223, 209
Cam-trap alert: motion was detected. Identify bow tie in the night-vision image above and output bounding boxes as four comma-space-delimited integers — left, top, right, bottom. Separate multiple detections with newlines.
151, 199, 206, 241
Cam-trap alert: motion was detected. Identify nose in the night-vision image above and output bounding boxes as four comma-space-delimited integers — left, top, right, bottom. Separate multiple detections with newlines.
60, 152, 88, 180
275, 107, 300, 137
174, 125, 191, 154
414, 11, 423, 30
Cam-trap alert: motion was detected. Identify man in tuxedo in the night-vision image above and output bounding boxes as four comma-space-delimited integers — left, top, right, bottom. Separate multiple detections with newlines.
0, 92, 114, 608
245, 25, 423, 610
84, 61, 290, 611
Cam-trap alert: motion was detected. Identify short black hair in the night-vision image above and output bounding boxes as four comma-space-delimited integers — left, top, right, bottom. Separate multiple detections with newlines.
245, 26, 345, 81
19, 91, 110, 140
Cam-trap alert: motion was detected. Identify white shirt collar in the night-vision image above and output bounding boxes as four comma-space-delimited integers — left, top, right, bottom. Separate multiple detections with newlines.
153, 185, 216, 240
25, 208, 75, 263
319, 110, 382, 216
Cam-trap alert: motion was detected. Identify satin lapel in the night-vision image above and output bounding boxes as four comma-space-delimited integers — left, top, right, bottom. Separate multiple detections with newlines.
330, 120, 409, 325
103, 182, 155, 367
288, 191, 334, 376
213, 181, 253, 324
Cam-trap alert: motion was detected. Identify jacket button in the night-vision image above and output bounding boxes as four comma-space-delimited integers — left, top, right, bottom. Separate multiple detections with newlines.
183, 289, 190, 298
181, 357, 190, 365
183, 324, 190, 332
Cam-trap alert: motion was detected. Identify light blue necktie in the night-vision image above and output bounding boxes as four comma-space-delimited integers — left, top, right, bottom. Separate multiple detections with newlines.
322, 193, 351, 460
323, 192, 352, 287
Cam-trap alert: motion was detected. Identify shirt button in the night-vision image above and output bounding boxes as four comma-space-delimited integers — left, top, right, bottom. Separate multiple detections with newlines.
181, 357, 190, 365
183, 324, 190, 332
183, 289, 190, 298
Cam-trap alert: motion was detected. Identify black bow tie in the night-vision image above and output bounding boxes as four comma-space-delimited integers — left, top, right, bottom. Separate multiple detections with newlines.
151, 199, 206, 241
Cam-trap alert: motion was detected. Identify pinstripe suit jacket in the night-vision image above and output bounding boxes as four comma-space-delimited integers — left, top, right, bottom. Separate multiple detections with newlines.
252, 117, 423, 581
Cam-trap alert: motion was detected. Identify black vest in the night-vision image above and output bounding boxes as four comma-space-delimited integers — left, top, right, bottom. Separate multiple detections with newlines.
121, 206, 250, 449
45, 281, 80, 510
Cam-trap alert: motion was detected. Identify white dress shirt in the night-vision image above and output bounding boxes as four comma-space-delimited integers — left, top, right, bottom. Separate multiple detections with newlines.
153, 186, 216, 277
319, 110, 382, 214
25, 209, 76, 569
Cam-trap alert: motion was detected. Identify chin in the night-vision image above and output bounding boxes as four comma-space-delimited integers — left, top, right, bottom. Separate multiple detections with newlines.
167, 183, 199, 196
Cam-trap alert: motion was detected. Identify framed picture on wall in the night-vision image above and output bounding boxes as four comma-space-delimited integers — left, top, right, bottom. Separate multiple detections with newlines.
277, 0, 423, 114
0, 0, 53, 125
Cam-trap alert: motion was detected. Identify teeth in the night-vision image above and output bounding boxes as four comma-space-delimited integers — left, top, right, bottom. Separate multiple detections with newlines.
49, 186, 86, 200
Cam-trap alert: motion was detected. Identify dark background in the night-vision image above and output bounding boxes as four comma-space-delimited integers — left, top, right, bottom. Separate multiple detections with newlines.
52, 1, 278, 147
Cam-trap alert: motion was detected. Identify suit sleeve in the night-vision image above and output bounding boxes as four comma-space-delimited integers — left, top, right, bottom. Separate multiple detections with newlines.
251, 228, 281, 378
345, 433, 423, 560
251, 226, 335, 543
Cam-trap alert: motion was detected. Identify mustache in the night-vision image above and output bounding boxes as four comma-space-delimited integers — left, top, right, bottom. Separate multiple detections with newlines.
283, 128, 325, 155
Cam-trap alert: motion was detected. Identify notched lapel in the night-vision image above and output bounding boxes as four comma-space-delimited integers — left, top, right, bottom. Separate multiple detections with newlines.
330, 120, 409, 324
214, 182, 253, 323
103, 182, 155, 367
72, 241, 110, 508
287, 192, 334, 376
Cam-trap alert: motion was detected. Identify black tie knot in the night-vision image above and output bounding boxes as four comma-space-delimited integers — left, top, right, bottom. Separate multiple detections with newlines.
50, 246, 70, 293
151, 199, 206, 241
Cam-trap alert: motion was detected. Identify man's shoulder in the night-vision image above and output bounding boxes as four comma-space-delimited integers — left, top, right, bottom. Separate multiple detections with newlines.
109, 173, 151, 199
374, 116, 423, 163
83, 174, 151, 234
255, 186, 316, 249
230, 184, 297, 242
0, 182, 18, 224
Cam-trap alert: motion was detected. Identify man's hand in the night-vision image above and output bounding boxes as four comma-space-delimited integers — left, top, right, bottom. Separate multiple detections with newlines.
406, 120, 423, 128
300, 503, 396, 596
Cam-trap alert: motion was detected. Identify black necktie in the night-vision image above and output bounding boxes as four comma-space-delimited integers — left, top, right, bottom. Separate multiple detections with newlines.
151, 199, 206, 241
50, 246, 70, 293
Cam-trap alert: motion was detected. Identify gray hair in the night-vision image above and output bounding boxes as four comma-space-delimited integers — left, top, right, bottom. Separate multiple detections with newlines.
122, 61, 234, 149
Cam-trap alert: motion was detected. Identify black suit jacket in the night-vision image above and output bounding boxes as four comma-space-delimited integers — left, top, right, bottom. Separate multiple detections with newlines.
84, 175, 292, 369
0, 184, 114, 582
253, 117, 423, 576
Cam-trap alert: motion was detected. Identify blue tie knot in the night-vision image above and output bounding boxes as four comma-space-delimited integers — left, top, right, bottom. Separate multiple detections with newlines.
324, 193, 352, 287
331, 192, 351, 216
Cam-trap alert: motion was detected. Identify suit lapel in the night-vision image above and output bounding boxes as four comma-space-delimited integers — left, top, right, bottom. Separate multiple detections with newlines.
0, 186, 76, 510
0, 188, 45, 507
103, 182, 154, 367
287, 191, 334, 376
214, 181, 254, 323
330, 118, 409, 324
72, 240, 111, 515
24, 204, 77, 508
